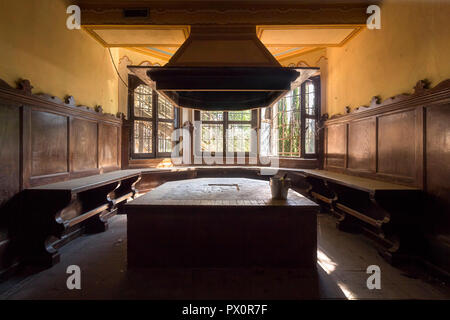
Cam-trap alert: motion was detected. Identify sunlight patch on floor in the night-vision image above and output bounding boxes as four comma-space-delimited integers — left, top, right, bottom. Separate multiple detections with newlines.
337, 281, 357, 300
317, 248, 337, 275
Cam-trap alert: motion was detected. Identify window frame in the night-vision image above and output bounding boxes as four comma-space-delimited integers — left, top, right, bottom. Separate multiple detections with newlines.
301, 76, 321, 158
128, 75, 179, 159
274, 87, 302, 158
196, 110, 257, 156
260, 75, 321, 159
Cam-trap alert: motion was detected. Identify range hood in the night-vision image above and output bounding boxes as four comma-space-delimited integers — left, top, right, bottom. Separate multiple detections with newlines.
128, 25, 318, 111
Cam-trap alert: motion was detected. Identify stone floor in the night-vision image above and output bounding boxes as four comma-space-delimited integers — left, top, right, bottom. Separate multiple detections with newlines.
0, 214, 449, 300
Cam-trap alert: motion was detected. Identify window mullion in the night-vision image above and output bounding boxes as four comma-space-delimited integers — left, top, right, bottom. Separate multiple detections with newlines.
134, 116, 153, 122
157, 118, 173, 123
129, 75, 156, 158
300, 82, 306, 158
153, 90, 158, 157
223, 111, 228, 154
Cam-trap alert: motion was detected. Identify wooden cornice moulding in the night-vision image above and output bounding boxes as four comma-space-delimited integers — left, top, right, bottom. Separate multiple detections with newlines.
413, 79, 431, 93
64, 95, 77, 106
0, 78, 33, 95
80, 4, 368, 25
326, 79, 450, 124
17, 79, 33, 95
0, 78, 122, 125
0, 78, 12, 90
35, 93, 65, 105
117, 112, 126, 120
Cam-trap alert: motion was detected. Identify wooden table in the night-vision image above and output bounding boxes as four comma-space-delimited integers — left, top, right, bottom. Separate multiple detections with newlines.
125, 178, 319, 269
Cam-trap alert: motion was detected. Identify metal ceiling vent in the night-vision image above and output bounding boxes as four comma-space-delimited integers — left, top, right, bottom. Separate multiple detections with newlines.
128, 25, 318, 111
123, 8, 149, 18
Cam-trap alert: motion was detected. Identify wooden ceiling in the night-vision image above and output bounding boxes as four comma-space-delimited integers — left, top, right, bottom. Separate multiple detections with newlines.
83, 24, 363, 63
83, 25, 190, 47
79, 0, 374, 24
76, 0, 377, 8
79, 0, 373, 63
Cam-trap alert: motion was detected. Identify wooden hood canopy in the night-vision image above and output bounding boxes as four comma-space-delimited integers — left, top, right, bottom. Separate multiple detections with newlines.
128, 25, 318, 111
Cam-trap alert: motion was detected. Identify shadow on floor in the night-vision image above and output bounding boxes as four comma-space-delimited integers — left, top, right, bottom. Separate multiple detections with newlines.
1, 214, 449, 300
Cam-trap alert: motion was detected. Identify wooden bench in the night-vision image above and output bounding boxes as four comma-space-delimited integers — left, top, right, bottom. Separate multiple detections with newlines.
297, 169, 424, 264
12, 166, 286, 268
12, 165, 424, 268
14, 170, 142, 267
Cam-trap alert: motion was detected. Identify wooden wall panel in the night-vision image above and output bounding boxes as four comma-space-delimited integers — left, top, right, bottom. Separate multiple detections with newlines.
322, 80, 450, 274
377, 110, 417, 180
348, 118, 375, 172
70, 118, 98, 172
325, 124, 346, 169
31, 110, 68, 177
0, 102, 20, 207
0, 79, 122, 276
0, 80, 122, 188
99, 124, 119, 169
323, 80, 449, 188
425, 103, 450, 272
426, 104, 450, 226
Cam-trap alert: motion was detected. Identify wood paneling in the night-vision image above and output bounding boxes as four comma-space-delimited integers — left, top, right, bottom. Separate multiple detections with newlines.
0, 102, 20, 207
425, 103, 450, 277
348, 118, 375, 172
99, 124, 119, 169
323, 79, 450, 275
323, 79, 440, 187
325, 124, 346, 169
426, 104, 450, 228
278, 158, 319, 169
0, 79, 122, 275
0, 80, 122, 186
0, 79, 124, 274
377, 110, 417, 180
70, 118, 98, 172
31, 111, 68, 177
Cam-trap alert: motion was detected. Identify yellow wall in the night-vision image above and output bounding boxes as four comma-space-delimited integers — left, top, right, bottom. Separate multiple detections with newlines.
279, 48, 327, 67
117, 48, 170, 115
119, 48, 170, 67
326, 0, 450, 116
0, 0, 120, 114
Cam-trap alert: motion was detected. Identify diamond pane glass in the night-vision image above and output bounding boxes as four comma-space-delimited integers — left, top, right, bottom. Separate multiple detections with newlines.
227, 124, 251, 152
158, 122, 174, 153
201, 124, 223, 152
134, 120, 152, 153
134, 85, 152, 118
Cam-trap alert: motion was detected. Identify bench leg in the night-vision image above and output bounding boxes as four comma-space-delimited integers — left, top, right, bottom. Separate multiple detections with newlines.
82, 176, 141, 233
84, 212, 109, 234
336, 213, 362, 233
302, 176, 337, 214
20, 236, 61, 268
78, 182, 121, 234
15, 191, 71, 268
110, 175, 142, 215
25, 250, 60, 269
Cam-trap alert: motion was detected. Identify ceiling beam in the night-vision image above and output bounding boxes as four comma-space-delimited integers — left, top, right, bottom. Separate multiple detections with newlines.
79, 1, 374, 25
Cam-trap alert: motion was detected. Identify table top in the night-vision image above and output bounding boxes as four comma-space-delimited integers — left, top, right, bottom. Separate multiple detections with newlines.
126, 177, 319, 208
